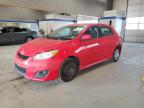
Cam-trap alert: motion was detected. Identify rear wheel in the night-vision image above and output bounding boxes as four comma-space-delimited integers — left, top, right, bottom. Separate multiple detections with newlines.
60, 58, 78, 82
112, 48, 120, 62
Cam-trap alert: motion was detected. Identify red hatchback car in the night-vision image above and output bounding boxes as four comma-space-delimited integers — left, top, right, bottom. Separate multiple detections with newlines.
14, 24, 122, 82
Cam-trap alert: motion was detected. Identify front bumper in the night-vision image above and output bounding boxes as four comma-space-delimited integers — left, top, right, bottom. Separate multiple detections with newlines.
14, 54, 62, 81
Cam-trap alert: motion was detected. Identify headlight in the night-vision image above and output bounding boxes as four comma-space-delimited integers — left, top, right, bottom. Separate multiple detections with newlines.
33, 50, 59, 60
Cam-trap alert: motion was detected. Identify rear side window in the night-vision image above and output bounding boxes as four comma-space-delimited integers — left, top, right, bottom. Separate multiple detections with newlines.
99, 27, 113, 37
22, 28, 26, 31
13, 27, 23, 32
1, 28, 7, 33
7, 28, 14, 32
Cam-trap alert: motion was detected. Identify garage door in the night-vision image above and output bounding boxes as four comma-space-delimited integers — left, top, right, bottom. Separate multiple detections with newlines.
125, 0, 144, 42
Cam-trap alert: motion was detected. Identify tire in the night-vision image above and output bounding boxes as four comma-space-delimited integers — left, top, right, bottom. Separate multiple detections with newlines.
26, 37, 33, 42
60, 58, 78, 82
112, 48, 120, 62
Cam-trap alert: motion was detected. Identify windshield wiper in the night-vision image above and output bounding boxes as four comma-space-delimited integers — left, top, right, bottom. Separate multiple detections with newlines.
54, 36, 72, 40
46, 35, 58, 39
46, 35, 72, 40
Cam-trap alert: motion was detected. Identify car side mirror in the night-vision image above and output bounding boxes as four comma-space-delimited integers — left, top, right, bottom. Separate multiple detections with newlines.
81, 34, 92, 41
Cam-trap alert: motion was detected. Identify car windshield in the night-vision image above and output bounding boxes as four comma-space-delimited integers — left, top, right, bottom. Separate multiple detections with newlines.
46, 26, 85, 40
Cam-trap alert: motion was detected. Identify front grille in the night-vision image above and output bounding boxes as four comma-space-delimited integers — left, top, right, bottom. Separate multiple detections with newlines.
18, 52, 29, 60
15, 64, 26, 75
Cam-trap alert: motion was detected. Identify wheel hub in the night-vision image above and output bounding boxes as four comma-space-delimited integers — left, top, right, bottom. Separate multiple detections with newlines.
63, 63, 75, 78
114, 49, 120, 60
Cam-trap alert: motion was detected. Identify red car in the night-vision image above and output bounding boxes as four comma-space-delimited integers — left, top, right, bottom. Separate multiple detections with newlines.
14, 24, 122, 82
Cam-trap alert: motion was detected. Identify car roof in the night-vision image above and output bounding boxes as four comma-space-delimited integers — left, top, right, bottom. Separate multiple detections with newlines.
2, 26, 20, 29
68, 23, 112, 27
2, 26, 30, 30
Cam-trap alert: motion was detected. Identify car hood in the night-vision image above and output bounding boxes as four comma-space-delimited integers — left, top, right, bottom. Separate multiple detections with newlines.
18, 38, 69, 56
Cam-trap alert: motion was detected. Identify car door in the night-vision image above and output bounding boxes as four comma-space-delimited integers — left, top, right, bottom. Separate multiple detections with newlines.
79, 26, 103, 68
0, 32, 9, 44
98, 26, 116, 59
0, 27, 12, 44
9, 27, 27, 42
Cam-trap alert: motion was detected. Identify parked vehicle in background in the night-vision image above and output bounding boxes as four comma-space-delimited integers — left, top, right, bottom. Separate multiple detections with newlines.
0, 26, 39, 45
14, 23, 122, 82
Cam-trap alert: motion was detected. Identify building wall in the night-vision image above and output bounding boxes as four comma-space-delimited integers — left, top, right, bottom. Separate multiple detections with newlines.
0, 5, 48, 21
125, 0, 144, 42
0, 0, 107, 17
113, 0, 127, 12
107, 0, 114, 10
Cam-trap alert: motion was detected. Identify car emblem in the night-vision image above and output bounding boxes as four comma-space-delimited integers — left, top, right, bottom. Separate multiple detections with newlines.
21, 50, 25, 55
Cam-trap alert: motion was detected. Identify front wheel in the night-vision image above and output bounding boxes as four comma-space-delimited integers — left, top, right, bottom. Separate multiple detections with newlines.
60, 58, 78, 82
112, 48, 120, 62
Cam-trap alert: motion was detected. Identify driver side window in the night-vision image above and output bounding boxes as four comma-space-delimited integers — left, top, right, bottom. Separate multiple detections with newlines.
13, 27, 23, 32
84, 26, 99, 39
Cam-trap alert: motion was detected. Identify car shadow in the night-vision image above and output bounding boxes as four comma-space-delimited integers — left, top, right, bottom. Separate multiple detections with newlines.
27, 60, 113, 87
0, 43, 22, 46
77, 60, 113, 78
31, 60, 113, 88
10, 60, 114, 90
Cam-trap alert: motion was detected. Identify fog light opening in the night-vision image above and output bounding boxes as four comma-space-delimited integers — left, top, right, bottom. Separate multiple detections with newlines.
35, 70, 49, 78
